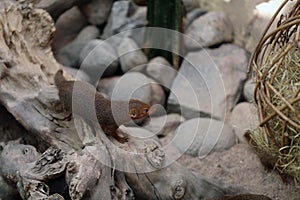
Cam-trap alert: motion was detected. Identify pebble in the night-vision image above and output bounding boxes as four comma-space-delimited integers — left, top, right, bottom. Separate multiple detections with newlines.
173, 118, 236, 157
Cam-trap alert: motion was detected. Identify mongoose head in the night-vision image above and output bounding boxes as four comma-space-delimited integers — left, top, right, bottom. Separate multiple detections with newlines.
128, 99, 155, 120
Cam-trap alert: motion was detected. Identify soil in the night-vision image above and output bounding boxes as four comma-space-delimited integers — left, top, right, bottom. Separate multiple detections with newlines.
177, 143, 300, 200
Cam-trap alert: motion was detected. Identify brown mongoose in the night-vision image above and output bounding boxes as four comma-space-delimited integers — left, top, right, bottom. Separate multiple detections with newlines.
54, 69, 152, 143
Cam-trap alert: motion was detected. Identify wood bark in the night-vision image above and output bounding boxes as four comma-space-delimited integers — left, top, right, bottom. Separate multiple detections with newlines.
0, 2, 244, 199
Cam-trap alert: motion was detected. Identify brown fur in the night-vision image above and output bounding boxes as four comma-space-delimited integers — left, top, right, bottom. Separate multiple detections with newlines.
54, 70, 152, 143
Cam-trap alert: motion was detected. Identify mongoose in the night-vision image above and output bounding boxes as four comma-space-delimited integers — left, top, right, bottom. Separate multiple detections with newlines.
54, 70, 152, 143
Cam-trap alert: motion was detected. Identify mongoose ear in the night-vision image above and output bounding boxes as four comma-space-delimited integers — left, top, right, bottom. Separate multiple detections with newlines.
144, 107, 149, 113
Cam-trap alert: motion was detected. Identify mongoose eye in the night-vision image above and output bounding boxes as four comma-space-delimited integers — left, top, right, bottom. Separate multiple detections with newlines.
131, 113, 137, 118
144, 108, 149, 113
130, 109, 137, 118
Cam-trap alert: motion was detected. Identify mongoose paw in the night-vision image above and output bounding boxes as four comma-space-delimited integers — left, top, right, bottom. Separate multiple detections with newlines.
117, 136, 129, 143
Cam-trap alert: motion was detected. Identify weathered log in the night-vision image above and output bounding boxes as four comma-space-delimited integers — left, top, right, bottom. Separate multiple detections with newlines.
0, 2, 244, 200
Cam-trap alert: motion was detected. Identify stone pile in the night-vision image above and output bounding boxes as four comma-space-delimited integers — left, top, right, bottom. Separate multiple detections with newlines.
53, 0, 257, 160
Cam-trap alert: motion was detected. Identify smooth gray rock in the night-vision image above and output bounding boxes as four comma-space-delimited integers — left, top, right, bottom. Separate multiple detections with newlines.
243, 79, 255, 103
35, 0, 81, 21
129, 6, 147, 46
173, 118, 236, 157
102, 1, 137, 39
150, 82, 166, 107
97, 73, 165, 114
105, 28, 146, 52
143, 114, 185, 137
146, 57, 176, 88
80, 0, 113, 26
186, 11, 233, 50
97, 72, 152, 104
183, 0, 200, 12
167, 44, 248, 120
52, 6, 88, 53
102, 2, 146, 48
186, 8, 207, 28
79, 39, 119, 83
97, 76, 119, 99
229, 102, 259, 143
131, 6, 147, 26
119, 126, 159, 141
118, 37, 148, 73
56, 26, 100, 67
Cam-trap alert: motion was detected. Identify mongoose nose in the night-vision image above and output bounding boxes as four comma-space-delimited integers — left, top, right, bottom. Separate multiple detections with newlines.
148, 106, 156, 116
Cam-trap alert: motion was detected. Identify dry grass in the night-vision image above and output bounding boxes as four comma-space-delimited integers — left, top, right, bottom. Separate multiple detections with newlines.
250, 0, 300, 184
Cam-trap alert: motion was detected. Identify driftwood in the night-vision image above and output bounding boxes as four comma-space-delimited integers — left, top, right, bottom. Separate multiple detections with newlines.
0, 2, 244, 199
